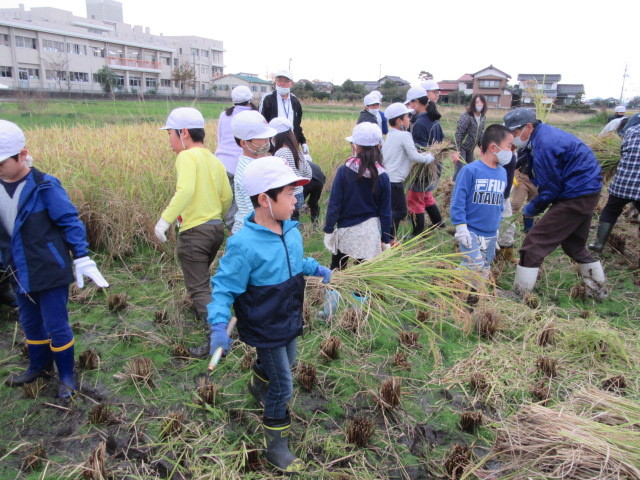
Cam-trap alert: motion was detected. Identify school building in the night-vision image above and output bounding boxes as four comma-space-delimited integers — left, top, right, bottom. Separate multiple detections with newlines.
0, 2, 225, 95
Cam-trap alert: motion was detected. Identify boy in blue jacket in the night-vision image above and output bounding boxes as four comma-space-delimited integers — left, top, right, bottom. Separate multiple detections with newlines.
0, 120, 108, 399
206, 156, 331, 473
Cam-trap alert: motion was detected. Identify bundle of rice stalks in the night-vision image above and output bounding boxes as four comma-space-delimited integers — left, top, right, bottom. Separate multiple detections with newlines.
195, 377, 218, 406
587, 132, 622, 181
107, 293, 129, 312
473, 309, 500, 340
522, 293, 540, 309
459, 411, 483, 433
392, 351, 411, 370
171, 343, 189, 358
570, 386, 639, 428
376, 377, 402, 410
416, 310, 430, 323
240, 351, 255, 371
320, 336, 341, 360
398, 330, 421, 348
530, 379, 551, 405
21, 443, 46, 472
485, 404, 640, 479
346, 415, 376, 447
339, 307, 364, 334
536, 321, 557, 347
241, 444, 263, 472
22, 377, 46, 399
608, 232, 627, 253
153, 309, 169, 324
601, 375, 627, 395
88, 404, 119, 426
405, 140, 455, 192
79, 348, 100, 370
123, 356, 155, 387
569, 282, 588, 300
160, 411, 185, 439
297, 363, 317, 392
536, 355, 557, 378
81, 442, 108, 480
469, 372, 489, 394
443, 444, 472, 480
307, 235, 477, 338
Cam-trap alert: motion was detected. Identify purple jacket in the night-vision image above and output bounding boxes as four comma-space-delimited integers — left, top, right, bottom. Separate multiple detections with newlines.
215, 105, 253, 175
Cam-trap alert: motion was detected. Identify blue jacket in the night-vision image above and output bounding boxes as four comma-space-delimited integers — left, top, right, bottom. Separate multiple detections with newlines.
410, 112, 445, 192
525, 123, 602, 214
323, 164, 392, 243
207, 214, 319, 348
0, 169, 88, 294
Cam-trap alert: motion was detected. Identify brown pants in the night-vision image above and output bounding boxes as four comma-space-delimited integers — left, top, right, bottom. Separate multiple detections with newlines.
519, 193, 599, 268
177, 222, 225, 320
511, 171, 538, 213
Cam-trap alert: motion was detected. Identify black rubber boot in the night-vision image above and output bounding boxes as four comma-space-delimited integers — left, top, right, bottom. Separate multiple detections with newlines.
588, 222, 614, 253
52, 342, 77, 399
189, 318, 212, 358
410, 213, 425, 237
5, 341, 54, 387
425, 205, 445, 228
248, 363, 269, 406
263, 413, 305, 473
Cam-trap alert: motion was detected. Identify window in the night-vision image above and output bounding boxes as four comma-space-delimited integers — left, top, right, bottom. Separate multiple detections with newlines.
163, 57, 171, 66
0, 66, 12, 77
87, 28, 103, 34
108, 47, 124, 57
478, 80, 500, 89
191, 48, 199, 57
19, 67, 39, 80
179, 48, 182, 54
127, 50, 139, 60
261, 86, 267, 92
15, 36, 37, 49
67, 43, 87, 55
201, 83, 206, 90
146, 77, 157, 88
92, 47, 105, 58
129, 76, 141, 87
46, 70, 67, 81
251, 85, 257, 92
115, 75, 124, 87
69, 71, 89, 82
466, 82, 473, 89
485, 95, 499, 103
201, 66, 207, 74
43, 39, 66, 52
173, 58, 178, 67
1, 34, 9, 46
201, 49, 208, 58
145, 54, 156, 63
160, 79, 171, 87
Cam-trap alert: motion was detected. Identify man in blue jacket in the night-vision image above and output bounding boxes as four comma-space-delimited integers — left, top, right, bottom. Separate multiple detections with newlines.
0, 120, 108, 399
503, 108, 606, 299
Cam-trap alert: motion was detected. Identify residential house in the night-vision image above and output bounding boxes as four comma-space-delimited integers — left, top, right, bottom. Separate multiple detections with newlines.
555, 84, 585, 106
518, 74, 561, 105
437, 80, 461, 104
472, 65, 512, 108
210, 73, 271, 100
354, 75, 411, 93
457, 74, 474, 95
313, 80, 333, 93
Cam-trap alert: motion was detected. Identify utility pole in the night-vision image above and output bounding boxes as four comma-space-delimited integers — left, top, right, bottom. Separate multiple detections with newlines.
379, 64, 382, 80
288, 58, 292, 70
619, 63, 628, 105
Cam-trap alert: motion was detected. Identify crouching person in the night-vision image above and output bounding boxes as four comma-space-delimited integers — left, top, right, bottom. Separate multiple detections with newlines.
0, 120, 108, 399
205, 157, 331, 472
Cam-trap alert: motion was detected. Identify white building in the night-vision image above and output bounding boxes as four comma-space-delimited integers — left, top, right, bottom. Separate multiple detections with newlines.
0, 2, 225, 95
210, 73, 272, 101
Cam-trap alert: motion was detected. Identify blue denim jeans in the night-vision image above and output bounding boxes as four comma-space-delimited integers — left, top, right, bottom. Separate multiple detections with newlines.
256, 337, 297, 419
459, 232, 497, 277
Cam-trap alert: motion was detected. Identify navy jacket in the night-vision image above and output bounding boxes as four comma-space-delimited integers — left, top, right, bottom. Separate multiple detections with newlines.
410, 112, 445, 192
207, 214, 319, 348
323, 163, 392, 243
260, 91, 306, 145
357, 110, 389, 135
525, 123, 602, 214
0, 169, 88, 294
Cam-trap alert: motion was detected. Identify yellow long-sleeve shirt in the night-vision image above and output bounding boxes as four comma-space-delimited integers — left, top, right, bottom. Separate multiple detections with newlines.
161, 147, 232, 232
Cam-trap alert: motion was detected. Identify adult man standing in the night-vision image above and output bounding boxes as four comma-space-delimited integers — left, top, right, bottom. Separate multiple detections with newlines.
259, 70, 308, 154
503, 108, 607, 299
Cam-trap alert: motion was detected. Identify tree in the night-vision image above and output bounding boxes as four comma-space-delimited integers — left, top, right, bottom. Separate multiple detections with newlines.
42, 54, 69, 92
626, 96, 640, 109
172, 63, 196, 94
291, 79, 314, 100
418, 71, 433, 81
95, 66, 117, 97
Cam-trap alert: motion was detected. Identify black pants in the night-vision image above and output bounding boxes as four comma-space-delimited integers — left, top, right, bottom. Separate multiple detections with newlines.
303, 178, 323, 222
330, 251, 363, 271
600, 193, 640, 224
390, 182, 408, 239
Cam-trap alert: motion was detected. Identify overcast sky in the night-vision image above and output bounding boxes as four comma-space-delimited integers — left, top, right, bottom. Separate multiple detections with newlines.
15, 0, 639, 101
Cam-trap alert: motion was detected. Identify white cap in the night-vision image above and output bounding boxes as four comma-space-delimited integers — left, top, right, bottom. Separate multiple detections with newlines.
405, 86, 428, 104
268, 117, 293, 134
385, 103, 414, 120
275, 70, 294, 81
345, 123, 383, 147
615, 105, 626, 113
421, 79, 441, 91
231, 85, 253, 103
160, 107, 205, 130
232, 110, 277, 140
0, 120, 26, 162
364, 92, 381, 106
370, 90, 383, 102
243, 156, 309, 196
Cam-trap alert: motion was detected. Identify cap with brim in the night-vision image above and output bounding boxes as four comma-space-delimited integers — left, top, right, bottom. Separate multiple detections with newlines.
385, 102, 414, 121
268, 117, 293, 134
615, 105, 626, 113
503, 107, 536, 131
243, 156, 309, 196
232, 110, 277, 140
364, 92, 381, 106
0, 120, 26, 162
160, 107, 205, 130
345, 122, 383, 147
231, 85, 253, 104
405, 86, 428, 104
275, 70, 294, 81
421, 79, 441, 91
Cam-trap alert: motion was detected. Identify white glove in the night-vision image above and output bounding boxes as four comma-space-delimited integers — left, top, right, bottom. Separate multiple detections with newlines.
381, 243, 391, 251
423, 152, 435, 163
154, 218, 170, 243
73, 256, 109, 288
302, 143, 310, 155
454, 224, 473, 249
323, 232, 338, 254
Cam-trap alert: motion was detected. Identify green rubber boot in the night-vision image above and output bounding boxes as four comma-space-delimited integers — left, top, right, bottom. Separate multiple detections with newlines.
263, 414, 305, 473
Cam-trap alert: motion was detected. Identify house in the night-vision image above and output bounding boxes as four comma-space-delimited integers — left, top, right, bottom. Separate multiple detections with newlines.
457, 74, 474, 95
313, 81, 333, 93
518, 74, 561, 105
353, 80, 381, 93
436, 80, 461, 104
210, 73, 271, 100
555, 84, 585, 106
378, 75, 411, 88
472, 65, 512, 108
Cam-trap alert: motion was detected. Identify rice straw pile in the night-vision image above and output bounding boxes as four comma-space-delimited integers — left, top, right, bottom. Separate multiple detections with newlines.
570, 386, 640, 428
587, 132, 622, 181
405, 139, 455, 192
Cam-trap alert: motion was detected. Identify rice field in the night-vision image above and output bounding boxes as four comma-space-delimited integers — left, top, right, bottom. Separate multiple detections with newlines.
0, 101, 639, 479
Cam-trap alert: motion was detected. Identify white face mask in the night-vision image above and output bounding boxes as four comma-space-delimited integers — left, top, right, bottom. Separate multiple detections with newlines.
368, 108, 379, 116
513, 136, 527, 148
475, 105, 483, 113
276, 86, 290, 96
495, 147, 513, 166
